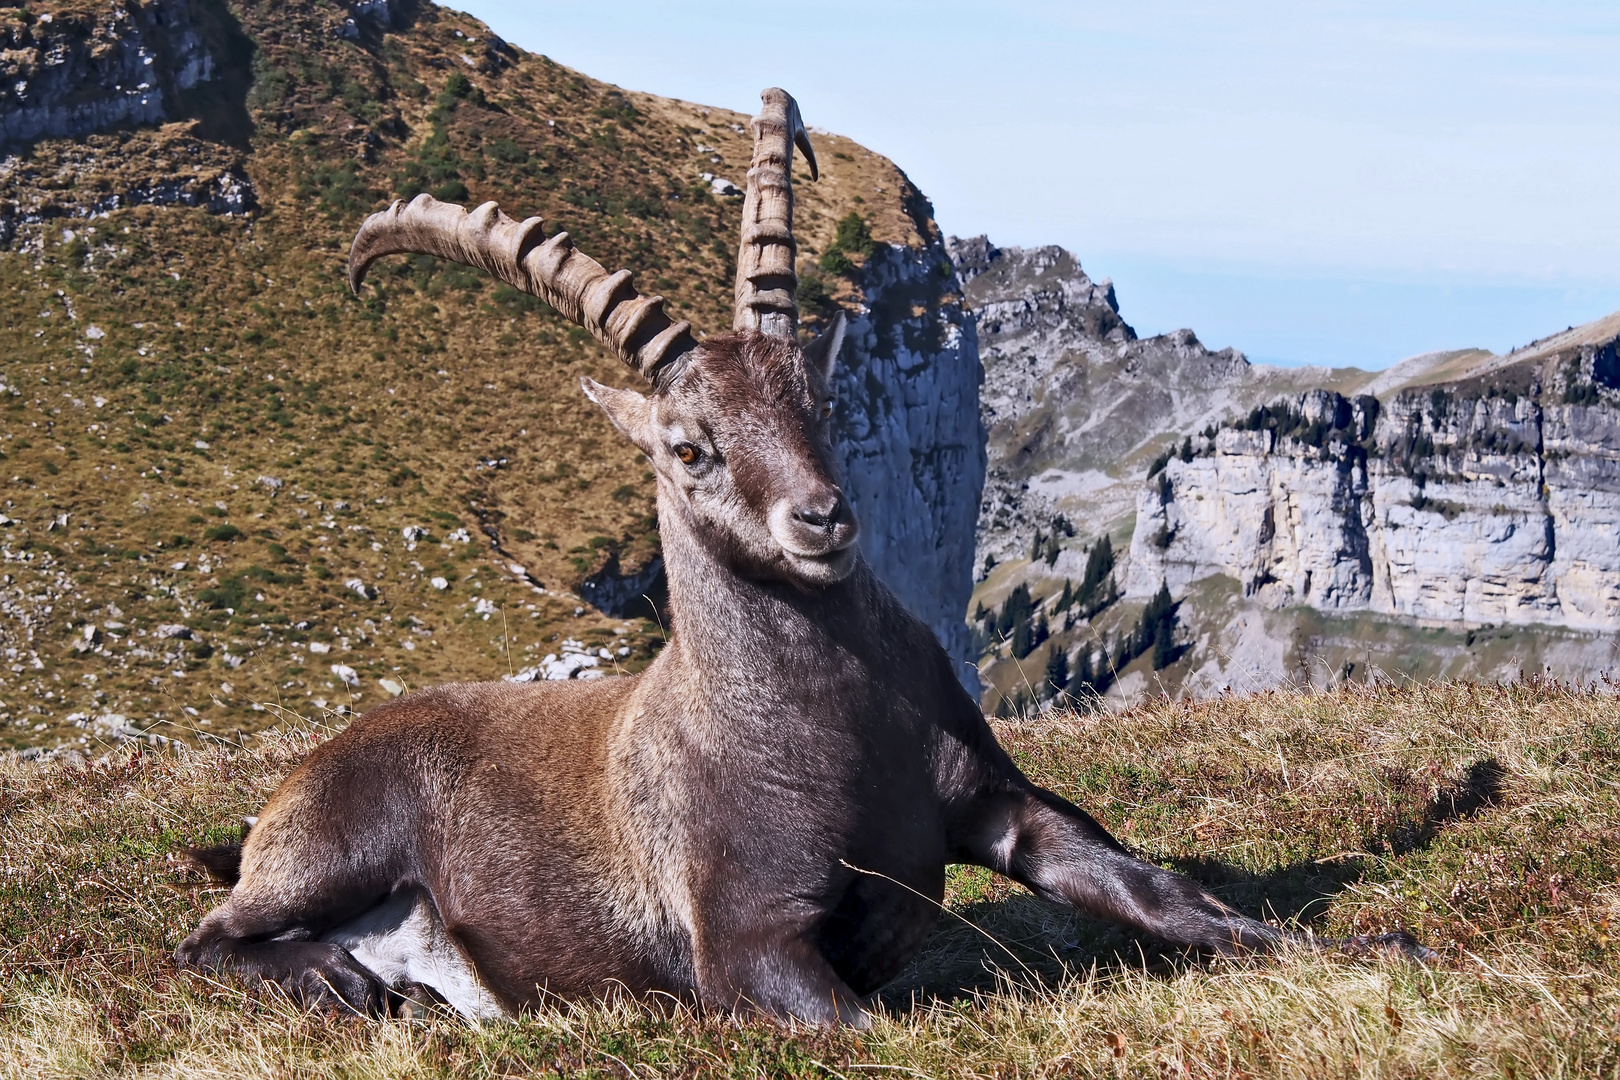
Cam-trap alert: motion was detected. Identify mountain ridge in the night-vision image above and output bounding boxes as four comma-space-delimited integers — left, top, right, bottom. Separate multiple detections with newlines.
953, 231, 1620, 709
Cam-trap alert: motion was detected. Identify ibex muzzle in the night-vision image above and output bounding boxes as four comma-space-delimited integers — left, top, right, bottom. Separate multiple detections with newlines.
175, 89, 1431, 1027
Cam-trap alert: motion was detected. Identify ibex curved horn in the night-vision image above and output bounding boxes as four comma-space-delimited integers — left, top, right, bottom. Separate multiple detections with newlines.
348, 194, 697, 386
733, 87, 818, 340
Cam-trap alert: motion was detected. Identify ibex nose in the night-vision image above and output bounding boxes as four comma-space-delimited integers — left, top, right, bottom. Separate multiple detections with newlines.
793, 494, 843, 531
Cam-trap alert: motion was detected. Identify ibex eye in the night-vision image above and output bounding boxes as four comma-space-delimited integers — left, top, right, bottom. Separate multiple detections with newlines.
673, 443, 700, 466
820, 399, 834, 419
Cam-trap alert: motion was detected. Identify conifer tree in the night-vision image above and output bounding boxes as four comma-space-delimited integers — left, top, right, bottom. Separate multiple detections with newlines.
1074, 646, 1094, 691
1077, 535, 1116, 612
1044, 645, 1069, 698
996, 583, 1033, 638
1152, 614, 1176, 670
1011, 616, 1035, 659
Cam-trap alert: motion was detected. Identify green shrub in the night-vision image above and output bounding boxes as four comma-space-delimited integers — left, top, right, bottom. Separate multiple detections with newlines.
833, 212, 874, 256
197, 575, 248, 609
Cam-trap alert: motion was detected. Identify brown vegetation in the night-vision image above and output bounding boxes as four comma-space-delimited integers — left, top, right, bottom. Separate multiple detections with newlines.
2, 681, 1616, 1076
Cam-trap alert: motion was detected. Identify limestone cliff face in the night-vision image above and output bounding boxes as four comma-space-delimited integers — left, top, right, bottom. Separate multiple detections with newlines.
835, 241, 986, 692
947, 235, 1358, 570
1130, 315, 1620, 632
1, 1, 213, 149
0, 0, 259, 149
0, 0, 256, 232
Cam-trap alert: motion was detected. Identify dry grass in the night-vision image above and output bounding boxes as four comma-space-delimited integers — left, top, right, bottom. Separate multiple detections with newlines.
2, 681, 1616, 1077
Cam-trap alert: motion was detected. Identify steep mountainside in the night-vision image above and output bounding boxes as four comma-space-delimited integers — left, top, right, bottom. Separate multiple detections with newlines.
0, 0, 981, 751
948, 236, 1368, 568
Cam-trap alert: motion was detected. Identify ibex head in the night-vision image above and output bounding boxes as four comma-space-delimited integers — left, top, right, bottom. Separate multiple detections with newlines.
348, 89, 858, 587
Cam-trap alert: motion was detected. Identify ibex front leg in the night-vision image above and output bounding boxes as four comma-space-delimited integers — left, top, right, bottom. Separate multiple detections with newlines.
958, 785, 1286, 954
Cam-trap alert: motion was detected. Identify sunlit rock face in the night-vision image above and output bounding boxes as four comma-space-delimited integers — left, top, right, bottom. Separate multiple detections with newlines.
1, 1, 217, 149
947, 235, 1345, 571
1130, 323, 1620, 632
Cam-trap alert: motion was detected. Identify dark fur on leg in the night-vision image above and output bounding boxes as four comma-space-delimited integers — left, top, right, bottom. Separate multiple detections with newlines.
178, 931, 387, 1016
1339, 930, 1436, 963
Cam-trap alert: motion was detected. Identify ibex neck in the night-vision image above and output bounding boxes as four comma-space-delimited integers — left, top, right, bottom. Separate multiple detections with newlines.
657, 507, 875, 688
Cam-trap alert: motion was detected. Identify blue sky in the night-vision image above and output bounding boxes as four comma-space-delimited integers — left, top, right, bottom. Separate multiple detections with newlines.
448, 1, 1620, 370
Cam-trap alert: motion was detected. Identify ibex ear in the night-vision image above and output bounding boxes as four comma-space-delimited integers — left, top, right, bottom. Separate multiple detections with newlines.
581, 377, 655, 457
801, 310, 847, 388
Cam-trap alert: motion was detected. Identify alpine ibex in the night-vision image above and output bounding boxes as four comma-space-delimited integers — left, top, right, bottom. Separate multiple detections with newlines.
177, 89, 1424, 1025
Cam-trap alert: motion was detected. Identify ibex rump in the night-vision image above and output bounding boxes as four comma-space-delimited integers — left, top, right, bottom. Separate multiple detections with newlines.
177, 90, 1423, 1025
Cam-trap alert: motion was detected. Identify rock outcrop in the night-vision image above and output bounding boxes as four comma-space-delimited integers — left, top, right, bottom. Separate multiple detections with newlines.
1, 1, 213, 149
1130, 313, 1620, 632
0, 0, 255, 230
948, 236, 1358, 569
835, 241, 986, 691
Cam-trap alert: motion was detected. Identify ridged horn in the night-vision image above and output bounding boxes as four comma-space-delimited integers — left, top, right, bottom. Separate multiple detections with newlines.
348, 194, 697, 386
733, 88, 817, 340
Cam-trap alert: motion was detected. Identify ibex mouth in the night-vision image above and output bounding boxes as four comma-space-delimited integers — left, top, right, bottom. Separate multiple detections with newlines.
783, 543, 858, 585
770, 498, 859, 582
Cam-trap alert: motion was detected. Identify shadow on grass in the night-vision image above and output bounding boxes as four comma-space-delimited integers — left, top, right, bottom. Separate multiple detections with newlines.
881, 757, 1505, 1009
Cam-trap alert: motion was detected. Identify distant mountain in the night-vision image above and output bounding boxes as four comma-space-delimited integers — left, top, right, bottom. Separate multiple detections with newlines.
948, 236, 1370, 570
949, 235, 1620, 709
1128, 309, 1620, 695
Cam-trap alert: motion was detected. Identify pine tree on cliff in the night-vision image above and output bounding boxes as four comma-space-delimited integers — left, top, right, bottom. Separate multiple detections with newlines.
996, 583, 1033, 639
1152, 613, 1176, 670
1044, 645, 1069, 698
1077, 535, 1115, 612
1074, 646, 1094, 693
1144, 582, 1178, 669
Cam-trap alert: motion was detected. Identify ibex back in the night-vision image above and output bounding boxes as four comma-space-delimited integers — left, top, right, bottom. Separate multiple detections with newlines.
176, 90, 1425, 1025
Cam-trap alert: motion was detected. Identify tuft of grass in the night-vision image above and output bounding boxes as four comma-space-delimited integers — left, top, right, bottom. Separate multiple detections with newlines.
1, 682, 1617, 1076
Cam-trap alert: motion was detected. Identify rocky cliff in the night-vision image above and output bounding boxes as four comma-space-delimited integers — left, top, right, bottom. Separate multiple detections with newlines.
947, 236, 1362, 569
2, 0, 218, 149
1130, 313, 1620, 634
835, 242, 985, 690
950, 236, 1385, 704
953, 234, 1620, 708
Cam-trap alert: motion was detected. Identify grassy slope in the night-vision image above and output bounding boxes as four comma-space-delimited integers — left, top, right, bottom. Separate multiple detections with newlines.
0, 0, 929, 750
2, 683, 1617, 1077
